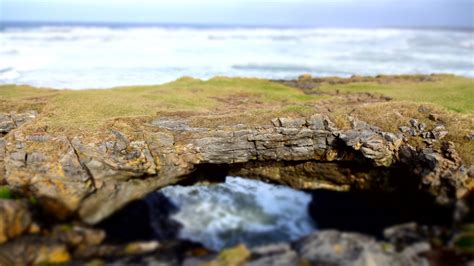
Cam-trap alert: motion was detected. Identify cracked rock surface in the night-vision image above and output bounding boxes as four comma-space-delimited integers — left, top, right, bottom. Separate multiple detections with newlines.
0, 111, 471, 225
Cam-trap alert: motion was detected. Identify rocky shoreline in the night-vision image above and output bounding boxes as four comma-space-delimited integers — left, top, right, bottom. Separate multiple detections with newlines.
0, 75, 473, 265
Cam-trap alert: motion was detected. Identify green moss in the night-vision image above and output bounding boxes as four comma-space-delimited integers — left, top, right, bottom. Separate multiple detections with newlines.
0, 186, 12, 199
57, 224, 74, 232
29, 196, 39, 205
454, 231, 474, 254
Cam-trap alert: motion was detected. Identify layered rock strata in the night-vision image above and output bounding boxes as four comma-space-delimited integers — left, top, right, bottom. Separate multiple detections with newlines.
0, 111, 471, 225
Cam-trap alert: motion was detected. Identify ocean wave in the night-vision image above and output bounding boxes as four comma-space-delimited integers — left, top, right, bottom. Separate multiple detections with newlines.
0, 68, 20, 81
0, 49, 18, 55
0, 27, 415, 42
232, 63, 315, 73
460, 40, 474, 49
159, 176, 315, 251
0, 26, 472, 88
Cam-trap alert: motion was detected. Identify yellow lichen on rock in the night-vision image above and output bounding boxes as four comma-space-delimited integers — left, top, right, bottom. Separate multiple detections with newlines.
202, 244, 251, 266
34, 244, 71, 265
0, 200, 32, 244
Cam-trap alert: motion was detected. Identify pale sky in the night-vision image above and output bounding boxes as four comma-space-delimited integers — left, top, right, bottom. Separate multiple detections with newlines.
1, 0, 473, 28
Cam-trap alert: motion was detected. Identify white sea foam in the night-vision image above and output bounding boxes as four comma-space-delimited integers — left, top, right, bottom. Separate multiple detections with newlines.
0, 68, 20, 81
159, 176, 316, 251
0, 26, 472, 89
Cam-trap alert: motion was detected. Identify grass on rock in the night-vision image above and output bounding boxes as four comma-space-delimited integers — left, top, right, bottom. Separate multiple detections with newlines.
1, 77, 318, 131
317, 74, 473, 113
0, 74, 472, 163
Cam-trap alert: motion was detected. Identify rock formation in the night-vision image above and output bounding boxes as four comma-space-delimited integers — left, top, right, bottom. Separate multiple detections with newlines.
0, 111, 471, 225
0, 108, 472, 264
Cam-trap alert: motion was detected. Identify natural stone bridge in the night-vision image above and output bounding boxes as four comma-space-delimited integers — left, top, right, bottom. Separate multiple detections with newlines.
0, 111, 471, 225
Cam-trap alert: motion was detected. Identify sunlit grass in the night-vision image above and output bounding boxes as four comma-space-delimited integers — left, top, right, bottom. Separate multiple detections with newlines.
318, 75, 474, 113
8, 77, 318, 130
0, 84, 55, 99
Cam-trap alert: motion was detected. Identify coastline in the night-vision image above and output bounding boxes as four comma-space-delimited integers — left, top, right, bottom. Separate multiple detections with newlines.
0, 74, 473, 264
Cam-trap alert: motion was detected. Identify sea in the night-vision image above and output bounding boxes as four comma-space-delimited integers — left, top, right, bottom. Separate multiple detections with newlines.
0, 22, 473, 89
158, 176, 316, 250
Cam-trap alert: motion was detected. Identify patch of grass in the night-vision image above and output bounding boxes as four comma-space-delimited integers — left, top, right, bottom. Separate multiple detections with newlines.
274, 104, 317, 118
0, 84, 55, 99
0, 84, 56, 113
317, 75, 474, 113
28, 77, 319, 131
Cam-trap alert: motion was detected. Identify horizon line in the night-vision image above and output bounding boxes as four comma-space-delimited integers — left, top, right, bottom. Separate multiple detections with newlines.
1, 20, 473, 32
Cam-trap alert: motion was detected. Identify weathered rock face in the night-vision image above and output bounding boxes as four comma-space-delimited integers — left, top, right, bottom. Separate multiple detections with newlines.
245, 244, 299, 266
0, 111, 37, 137
0, 236, 71, 265
0, 111, 38, 183
100, 230, 434, 266
0, 225, 107, 265
4, 133, 95, 219
0, 200, 34, 244
0, 111, 472, 224
399, 118, 449, 144
294, 230, 431, 266
399, 141, 472, 204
